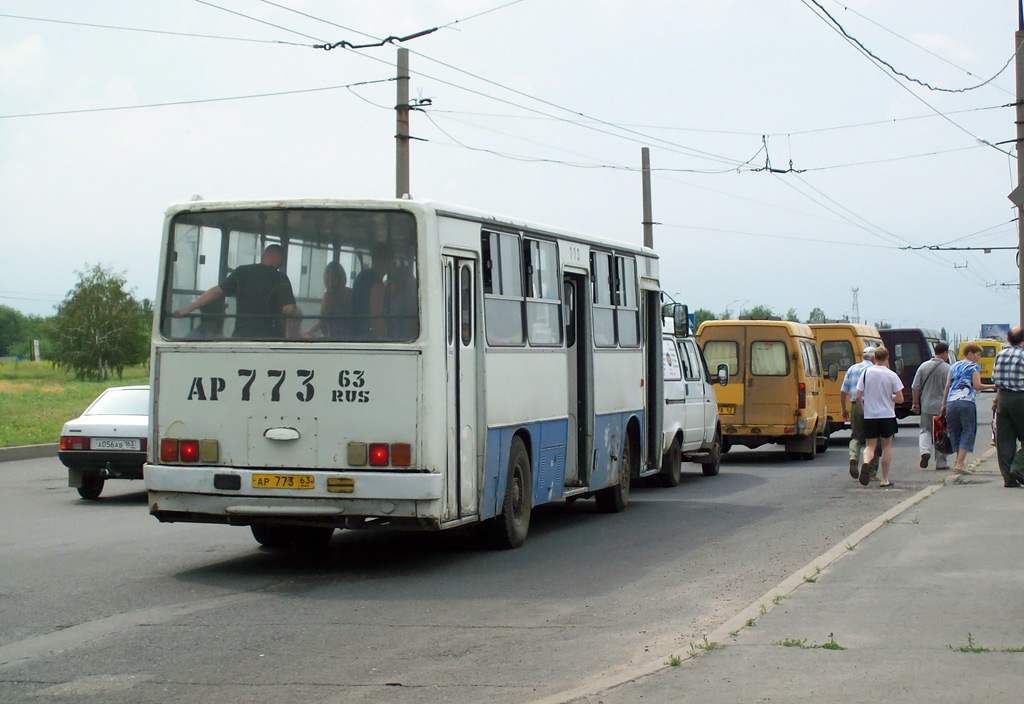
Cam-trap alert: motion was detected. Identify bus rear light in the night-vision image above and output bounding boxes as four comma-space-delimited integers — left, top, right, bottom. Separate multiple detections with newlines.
60, 436, 90, 451
160, 438, 179, 462
199, 439, 219, 463
391, 443, 412, 467
347, 442, 367, 466
369, 443, 389, 466
180, 440, 200, 462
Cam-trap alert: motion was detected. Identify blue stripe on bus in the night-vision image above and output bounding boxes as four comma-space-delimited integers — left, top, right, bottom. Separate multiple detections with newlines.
481, 411, 642, 520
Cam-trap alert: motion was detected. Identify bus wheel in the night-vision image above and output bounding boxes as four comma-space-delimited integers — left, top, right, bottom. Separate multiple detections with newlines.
251, 523, 292, 548
702, 430, 722, 477
484, 437, 532, 549
77, 474, 104, 500
597, 433, 633, 513
659, 439, 682, 487
290, 526, 335, 550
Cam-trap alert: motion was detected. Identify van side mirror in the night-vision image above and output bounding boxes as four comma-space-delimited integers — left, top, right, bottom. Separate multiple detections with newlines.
661, 302, 690, 337
717, 363, 729, 387
827, 362, 839, 382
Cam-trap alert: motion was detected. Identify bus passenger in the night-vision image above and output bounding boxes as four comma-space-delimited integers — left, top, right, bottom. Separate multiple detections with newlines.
305, 262, 351, 338
387, 263, 417, 339
351, 244, 394, 339
172, 244, 300, 339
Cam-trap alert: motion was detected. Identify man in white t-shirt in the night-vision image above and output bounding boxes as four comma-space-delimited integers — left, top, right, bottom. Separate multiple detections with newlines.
855, 346, 905, 488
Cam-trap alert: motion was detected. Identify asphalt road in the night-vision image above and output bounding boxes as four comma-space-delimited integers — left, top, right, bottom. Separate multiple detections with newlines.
1, 410, 985, 704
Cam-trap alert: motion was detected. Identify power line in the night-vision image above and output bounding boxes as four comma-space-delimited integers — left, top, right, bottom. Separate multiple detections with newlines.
193, 0, 325, 42
657, 223, 895, 249
0, 11, 311, 46
0, 78, 395, 120
805, 0, 1016, 94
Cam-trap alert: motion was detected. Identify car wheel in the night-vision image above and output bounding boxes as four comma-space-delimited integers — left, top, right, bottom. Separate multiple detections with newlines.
660, 438, 682, 487
596, 432, 633, 513
701, 429, 722, 477
77, 474, 105, 500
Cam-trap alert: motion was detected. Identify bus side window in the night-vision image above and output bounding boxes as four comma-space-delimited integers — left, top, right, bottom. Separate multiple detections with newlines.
460, 264, 473, 346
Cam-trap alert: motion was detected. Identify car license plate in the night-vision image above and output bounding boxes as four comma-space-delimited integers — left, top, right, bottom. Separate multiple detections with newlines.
93, 437, 141, 451
252, 474, 315, 489
718, 405, 736, 415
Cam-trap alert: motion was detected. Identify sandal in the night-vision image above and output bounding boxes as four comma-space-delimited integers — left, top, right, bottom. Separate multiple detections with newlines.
879, 482, 893, 488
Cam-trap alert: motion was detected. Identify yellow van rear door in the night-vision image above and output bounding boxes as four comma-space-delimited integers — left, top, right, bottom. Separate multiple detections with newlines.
746, 337, 794, 426
702, 335, 744, 424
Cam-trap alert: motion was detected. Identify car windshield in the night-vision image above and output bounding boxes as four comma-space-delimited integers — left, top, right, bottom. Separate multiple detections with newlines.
162, 208, 419, 342
86, 388, 150, 416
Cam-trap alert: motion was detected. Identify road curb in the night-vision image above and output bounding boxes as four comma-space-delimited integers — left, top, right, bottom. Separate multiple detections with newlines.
0, 444, 58, 463
531, 478, 946, 704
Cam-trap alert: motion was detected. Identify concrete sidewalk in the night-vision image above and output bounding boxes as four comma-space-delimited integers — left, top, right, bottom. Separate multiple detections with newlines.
556, 449, 1024, 704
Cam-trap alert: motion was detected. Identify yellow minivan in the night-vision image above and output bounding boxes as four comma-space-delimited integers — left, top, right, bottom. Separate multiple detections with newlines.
697, 319, 829, 460
959, 339, 1008, 384
810, 323, 883, 433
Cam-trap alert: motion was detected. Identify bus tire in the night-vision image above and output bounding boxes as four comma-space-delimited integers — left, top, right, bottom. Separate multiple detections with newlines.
701, 429, 722, 477
484, 437, 532, 549
659, 438, 682, 487
290, 526, 335, 550
596, 433, 633, 513
251, 523, 293, 548
815, 423, 830, 454
77, 474, 104, 500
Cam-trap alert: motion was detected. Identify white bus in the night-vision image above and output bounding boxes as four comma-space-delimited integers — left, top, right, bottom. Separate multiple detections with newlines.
145, 199, 666, 549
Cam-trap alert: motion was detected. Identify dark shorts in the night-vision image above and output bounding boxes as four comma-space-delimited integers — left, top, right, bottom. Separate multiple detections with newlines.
863, 417, 898, 439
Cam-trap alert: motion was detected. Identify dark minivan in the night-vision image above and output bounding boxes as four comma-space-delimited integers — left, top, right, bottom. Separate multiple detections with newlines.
879, 328, 946, 418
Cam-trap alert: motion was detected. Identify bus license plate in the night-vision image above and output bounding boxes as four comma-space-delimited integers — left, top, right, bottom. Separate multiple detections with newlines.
252, 474, 315, 489
718, 405, 736, 415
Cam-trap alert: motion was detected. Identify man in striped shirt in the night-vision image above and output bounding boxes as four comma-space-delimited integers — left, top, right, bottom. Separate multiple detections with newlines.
992, 326, 1024, 488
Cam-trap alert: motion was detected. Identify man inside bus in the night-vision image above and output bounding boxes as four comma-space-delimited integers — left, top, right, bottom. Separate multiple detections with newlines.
351, 243, 395, 340
172, 243, 301, 339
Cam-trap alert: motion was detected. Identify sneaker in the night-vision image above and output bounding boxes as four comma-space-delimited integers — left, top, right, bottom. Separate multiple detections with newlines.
919, 453, 930, 469
849, 459, 859, 479
935, 465, 950, 471
1009, 469, 1024, 485
859, 462, 871, 486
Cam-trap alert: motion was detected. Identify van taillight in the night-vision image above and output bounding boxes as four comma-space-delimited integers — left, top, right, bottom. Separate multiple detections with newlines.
798, 382, 806, 410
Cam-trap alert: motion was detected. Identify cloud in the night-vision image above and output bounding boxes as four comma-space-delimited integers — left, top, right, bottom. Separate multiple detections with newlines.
0, 34, 47, 86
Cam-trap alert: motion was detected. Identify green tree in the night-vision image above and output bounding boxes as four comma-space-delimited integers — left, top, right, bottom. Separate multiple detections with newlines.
806, 307, 826, 324
742, 304, 775, 319
693, 308, 717, 330
0, 305, 26, 356
785, 307, 800, 322
50, 264, 150, 380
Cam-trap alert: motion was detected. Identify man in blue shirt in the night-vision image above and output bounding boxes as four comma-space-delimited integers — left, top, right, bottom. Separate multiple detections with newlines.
992, 326, 1024, 488
841, 347, 879, 480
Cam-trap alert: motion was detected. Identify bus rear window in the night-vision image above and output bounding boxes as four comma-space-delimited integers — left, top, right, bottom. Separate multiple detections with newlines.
703, 340, 739, 376
162, 209, 418, 342
751, 341, 789, 376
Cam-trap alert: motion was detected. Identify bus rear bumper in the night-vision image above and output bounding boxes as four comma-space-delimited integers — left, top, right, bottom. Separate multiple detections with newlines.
145, 464, 444, 526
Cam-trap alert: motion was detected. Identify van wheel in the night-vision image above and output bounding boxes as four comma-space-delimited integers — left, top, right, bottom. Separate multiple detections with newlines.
801, 438, 818, 461
702, 430, 722, 476
660, 439, 682, 487
815, 423, 830, 454
77, 474, 105, 500
483, 437, 532, 549
596, 433, 633, 513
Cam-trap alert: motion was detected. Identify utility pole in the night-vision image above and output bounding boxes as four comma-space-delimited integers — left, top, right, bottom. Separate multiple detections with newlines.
641, 147, 653, 249
396, 48, 410, 198
1015, 5, 1024, 325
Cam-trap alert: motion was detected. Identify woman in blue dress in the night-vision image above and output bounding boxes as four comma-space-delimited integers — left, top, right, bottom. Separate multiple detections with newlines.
941, 343, 995, 472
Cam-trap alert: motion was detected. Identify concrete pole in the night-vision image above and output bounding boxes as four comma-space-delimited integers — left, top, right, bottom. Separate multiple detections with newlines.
1017, 12, 1024, 324
641, 147, 653, 249
396, 48, 410, 198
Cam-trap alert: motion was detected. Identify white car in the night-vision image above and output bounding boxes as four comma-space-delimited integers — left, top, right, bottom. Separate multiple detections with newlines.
659, 333, 726, 486
58, 385, 150, 500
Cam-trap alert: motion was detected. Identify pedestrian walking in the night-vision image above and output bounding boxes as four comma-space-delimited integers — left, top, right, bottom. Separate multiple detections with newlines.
840, 347, 880, 480
910, 341, 951, 470
941, 343, 995, 473
855, 346, 903, 488
992, 326, 1024, 488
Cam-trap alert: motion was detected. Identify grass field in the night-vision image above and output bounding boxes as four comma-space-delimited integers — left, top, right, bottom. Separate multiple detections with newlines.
0, 361, 150, 448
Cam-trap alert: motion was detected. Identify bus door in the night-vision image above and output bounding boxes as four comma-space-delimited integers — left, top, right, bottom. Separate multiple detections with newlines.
444, 257, 479, 520
643, 290, 663, 469
563, 273, 592, 487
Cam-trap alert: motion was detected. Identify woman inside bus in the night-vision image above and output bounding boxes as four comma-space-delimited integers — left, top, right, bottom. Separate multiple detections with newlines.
941, 343, 996, 473
305, 262, 351, 338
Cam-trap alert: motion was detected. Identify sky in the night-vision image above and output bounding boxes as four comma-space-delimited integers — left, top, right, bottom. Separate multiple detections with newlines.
1, 0, 1022, 339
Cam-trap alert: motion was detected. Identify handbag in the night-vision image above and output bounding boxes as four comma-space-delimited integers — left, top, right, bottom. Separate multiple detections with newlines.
934, 414, 953, 455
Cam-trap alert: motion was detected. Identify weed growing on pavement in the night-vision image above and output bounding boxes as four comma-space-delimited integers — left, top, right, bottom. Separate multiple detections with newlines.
846, 543, 856, 551
745, 618, 756, 627
803, 575, 817, 583
773, 633, 846, 650
948, 634, 1024, 653
759, 603, 767, 615
666, 654, 682, 666
911, 515, 920, 524
883, 517, 892, 524
815, 565, 822, 574
772, 594, 784, 605
687, 635, 723, 656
